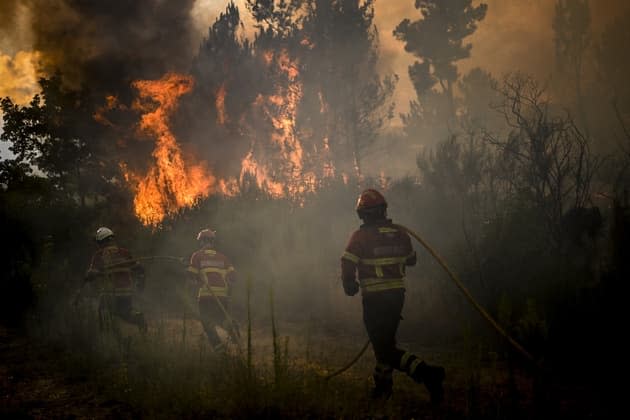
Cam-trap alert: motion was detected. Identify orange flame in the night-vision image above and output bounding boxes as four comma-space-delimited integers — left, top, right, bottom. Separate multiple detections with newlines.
240, 150, 285, 197
242, 49, 321, 198
237, 49, 339, 199
125, 72, 214, 226
116, 50, 344, 221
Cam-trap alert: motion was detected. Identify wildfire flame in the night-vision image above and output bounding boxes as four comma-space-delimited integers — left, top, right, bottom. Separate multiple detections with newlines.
125, 72, 214, 227
240, 150, 285, 198
114, 49, 343, 225
240, 49, 324, 198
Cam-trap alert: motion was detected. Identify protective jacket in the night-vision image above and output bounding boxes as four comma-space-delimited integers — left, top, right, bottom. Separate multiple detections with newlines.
341, 219, 416, 294
187, 246, 236, 300
88, 245, 141, 296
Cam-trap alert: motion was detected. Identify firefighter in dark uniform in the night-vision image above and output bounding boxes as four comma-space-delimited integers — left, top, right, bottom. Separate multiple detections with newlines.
341, 189, 445, 402
85, 227, 147, 332
187, 228, 239, 350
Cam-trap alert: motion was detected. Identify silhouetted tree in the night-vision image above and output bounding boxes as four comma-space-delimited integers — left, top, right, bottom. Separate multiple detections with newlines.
246, 0, 304, 40
183, 2, 260, 175
300, 0, 396, 179
459, 67, 502, 132
486, 74, 602, 246
244, 0, 396, 180
1, 74, 113, 206
394, 0, 487, 124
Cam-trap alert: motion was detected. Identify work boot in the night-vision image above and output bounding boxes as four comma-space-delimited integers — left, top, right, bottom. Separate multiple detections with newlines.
371, 364, 393, 400
410, 361, 445, 404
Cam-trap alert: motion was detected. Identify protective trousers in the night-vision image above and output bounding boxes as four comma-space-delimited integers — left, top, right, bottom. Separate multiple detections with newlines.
98, 295, 147, 332
362, 289, 444, 401
198, 298, 239, 349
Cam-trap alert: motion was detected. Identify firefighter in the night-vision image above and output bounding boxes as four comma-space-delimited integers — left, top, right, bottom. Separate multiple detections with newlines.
187, 228, 239, 350
85, 227, 147, 332
341, 189, 445, 402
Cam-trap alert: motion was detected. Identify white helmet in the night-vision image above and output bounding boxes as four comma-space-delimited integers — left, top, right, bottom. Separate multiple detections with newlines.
196, 228, 216, 242
95, 227, 114, 242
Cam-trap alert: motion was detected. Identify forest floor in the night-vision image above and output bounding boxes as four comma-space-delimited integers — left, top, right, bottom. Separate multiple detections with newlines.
0, 314, 610, 419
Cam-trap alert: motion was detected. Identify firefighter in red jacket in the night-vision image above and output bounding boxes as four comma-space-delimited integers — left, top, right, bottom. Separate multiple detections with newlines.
341, 189, 445, 402
85, 227, 147, 332
187, 228, 238, 350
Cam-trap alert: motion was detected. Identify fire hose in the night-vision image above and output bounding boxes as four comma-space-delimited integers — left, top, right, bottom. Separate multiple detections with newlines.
99, 230, 536, 375
324, 224, 536, 380
102, 256, 243, 352
104, 255, 186, 267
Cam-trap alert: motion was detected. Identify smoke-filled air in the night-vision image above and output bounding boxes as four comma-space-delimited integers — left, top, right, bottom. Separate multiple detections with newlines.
1, 1, 627, 418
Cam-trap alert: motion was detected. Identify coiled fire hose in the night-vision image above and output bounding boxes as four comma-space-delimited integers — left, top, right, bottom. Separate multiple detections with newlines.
325, 224, 535, 380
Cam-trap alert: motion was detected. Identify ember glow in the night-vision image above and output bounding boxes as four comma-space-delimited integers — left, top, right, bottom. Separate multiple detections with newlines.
125, 73, 215, 227
240, 49, 324, 198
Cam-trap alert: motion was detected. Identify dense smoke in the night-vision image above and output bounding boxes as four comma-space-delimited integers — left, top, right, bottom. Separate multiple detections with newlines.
1, 2, 629, 418
1, 0, 197, 96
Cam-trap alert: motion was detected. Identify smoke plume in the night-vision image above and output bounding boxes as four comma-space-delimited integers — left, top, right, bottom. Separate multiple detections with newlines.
1, 0, 198, 96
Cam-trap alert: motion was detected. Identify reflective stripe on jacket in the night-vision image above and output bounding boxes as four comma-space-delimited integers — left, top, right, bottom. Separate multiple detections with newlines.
89, 245, 136, 296
341, 221, 416, 294
188, 248, 235, 300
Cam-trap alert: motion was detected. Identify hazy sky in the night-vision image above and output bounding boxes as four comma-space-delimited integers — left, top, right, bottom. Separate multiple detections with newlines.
189, 0, 630, 116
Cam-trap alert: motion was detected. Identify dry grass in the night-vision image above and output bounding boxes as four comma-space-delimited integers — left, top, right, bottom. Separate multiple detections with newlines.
17, 295, 560, 420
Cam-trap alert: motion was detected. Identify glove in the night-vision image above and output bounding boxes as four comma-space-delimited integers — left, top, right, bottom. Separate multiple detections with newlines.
343, 279, 359, 296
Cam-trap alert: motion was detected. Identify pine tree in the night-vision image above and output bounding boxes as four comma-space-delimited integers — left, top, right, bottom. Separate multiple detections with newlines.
394, 0, 487, 141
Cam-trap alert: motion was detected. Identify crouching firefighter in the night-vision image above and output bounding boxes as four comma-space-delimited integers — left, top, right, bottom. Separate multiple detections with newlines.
85, 227, 147, 332
341, 189, 445, 403
187, 228, 239, 350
